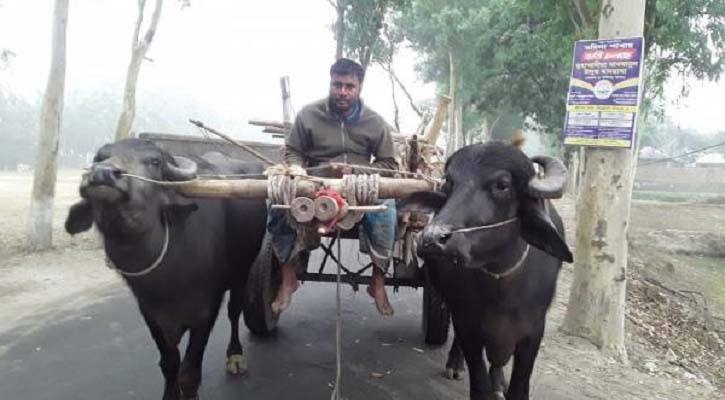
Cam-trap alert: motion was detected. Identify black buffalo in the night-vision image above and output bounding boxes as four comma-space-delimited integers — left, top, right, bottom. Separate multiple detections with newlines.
401, 142, 573, 400
65, 139, 267, 400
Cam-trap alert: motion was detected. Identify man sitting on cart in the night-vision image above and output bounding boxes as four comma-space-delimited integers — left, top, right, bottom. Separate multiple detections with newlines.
268, 58, 398, 316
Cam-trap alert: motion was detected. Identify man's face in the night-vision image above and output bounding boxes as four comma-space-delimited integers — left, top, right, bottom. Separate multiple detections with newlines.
329, 73, 361, 113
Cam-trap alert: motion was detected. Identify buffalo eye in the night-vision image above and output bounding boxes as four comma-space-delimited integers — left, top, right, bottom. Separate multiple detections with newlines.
147, 158, 161, 168
491, 178, 511, 199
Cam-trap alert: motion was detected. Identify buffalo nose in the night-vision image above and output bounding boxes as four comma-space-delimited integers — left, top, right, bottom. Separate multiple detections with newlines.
90, 164, 124, 185
420, 225, 452, 251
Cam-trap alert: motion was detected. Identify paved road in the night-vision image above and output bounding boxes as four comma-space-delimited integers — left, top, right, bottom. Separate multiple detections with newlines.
0, 243, 466, 400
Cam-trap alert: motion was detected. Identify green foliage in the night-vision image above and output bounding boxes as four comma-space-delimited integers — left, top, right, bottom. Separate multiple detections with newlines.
341, 0, 410, 69
393, 0, 724, 144
398, 0, 592, 138
644, 0, 725, 108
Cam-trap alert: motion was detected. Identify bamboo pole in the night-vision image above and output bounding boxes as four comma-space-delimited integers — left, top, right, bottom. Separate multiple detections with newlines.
280, 76, 294, 124
175, 177, 433, 200
189, 119, 276, 166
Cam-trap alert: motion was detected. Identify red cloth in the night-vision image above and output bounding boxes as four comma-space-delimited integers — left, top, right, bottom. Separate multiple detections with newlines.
314, 188, 347, 234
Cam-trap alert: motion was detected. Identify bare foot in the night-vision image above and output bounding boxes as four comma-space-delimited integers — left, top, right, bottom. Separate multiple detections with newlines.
271, 263, 300, 314
367, 274, 394, 316
271, 280, 299, 314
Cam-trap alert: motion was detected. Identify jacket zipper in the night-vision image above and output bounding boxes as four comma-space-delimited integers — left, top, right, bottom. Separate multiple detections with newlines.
340, 120, 347, 164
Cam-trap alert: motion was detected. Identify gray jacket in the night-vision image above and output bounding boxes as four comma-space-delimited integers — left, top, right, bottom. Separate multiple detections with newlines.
284, 98, 398, 177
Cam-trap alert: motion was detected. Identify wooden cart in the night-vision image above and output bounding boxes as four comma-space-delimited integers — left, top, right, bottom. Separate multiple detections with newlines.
139, 130, 450, 346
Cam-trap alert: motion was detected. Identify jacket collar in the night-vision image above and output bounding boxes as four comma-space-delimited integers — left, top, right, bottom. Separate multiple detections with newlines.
326, 98, 363, 124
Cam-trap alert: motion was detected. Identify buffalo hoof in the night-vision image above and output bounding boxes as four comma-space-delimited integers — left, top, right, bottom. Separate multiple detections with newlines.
226, 354, 248, 375
443, 367, 464, 380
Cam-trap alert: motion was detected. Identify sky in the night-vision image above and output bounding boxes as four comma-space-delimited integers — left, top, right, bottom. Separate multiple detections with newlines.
0, 0, 434, 143
0, 0, 722, 144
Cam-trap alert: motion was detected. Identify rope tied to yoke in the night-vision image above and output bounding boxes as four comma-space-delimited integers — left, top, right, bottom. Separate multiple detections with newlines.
267, 173, 298, 205
341, 173, 379, 206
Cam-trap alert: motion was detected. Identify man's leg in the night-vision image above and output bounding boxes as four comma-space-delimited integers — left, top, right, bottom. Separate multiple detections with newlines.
267, 207, 300, 315
367, 263, 394, 316
272, 256, 300, 314
362, 199, 397, 316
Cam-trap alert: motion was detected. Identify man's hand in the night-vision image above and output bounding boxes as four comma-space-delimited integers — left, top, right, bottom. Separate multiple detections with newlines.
330, 162, 353, 176
288, 164, 307, 176
264, 164, 307, 177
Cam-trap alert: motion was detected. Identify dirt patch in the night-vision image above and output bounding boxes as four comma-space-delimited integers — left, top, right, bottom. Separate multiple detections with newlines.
0, 170, 98, 259
0, 170, 122, 353
627, 223, 725, 392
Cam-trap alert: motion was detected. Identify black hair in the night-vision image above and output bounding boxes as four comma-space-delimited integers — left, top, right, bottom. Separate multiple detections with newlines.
330, 58, 365, 82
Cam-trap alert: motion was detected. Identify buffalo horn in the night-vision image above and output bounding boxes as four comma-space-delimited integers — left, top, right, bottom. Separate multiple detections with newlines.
528, 156, 567, 199
165, 156, 198, 181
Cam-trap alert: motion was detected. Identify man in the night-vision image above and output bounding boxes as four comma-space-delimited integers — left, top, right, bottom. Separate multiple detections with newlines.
268, 58, 398, 316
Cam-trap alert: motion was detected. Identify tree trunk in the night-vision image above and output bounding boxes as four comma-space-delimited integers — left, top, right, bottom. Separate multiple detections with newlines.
333, 0, 345, 60
445, 50, 459, 157
423, 95, 451, 145
334, 1, 345, 59
114, 0, 163, 141
561, 0, 646, 362
27, 0, 69, 250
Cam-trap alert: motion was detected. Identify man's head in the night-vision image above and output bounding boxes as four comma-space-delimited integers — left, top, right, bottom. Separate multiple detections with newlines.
329, 58, 364, 114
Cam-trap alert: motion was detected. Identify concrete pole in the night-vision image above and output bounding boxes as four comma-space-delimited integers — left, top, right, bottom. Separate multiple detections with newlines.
561, 0, 646, 362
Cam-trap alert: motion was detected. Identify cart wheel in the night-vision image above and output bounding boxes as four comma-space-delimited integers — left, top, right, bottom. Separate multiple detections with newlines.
243, 232, 281, 336
422, 266, 450, 346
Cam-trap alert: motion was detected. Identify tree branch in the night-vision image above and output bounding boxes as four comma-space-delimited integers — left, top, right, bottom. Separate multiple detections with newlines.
487, 112, 502, 138
140, 0, 163, 50
570, 0, 594, 29
388, 67, 400, 131
380, 63, 423, 118
567, 6, 582, 32
132, 0, 146, 46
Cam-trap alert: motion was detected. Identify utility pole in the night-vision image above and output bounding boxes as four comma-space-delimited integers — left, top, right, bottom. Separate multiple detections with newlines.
27, 0, 69, 250
562, 0, 646, 362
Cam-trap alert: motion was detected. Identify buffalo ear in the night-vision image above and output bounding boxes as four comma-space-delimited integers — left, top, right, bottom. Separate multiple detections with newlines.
519, 197, 573, 263
160, 189, 198, 220
398, 191, 447, 214
65, 200, 94, 234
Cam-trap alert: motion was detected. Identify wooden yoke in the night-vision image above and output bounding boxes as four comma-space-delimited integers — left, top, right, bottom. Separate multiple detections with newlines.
175, 177, 435, 200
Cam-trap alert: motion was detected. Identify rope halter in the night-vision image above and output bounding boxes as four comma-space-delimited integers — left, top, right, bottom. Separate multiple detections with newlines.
446, 216, 530, 280
105, 217, 170, 278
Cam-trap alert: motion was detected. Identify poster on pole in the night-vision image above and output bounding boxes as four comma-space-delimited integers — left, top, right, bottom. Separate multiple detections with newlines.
563, 37, 644, 148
